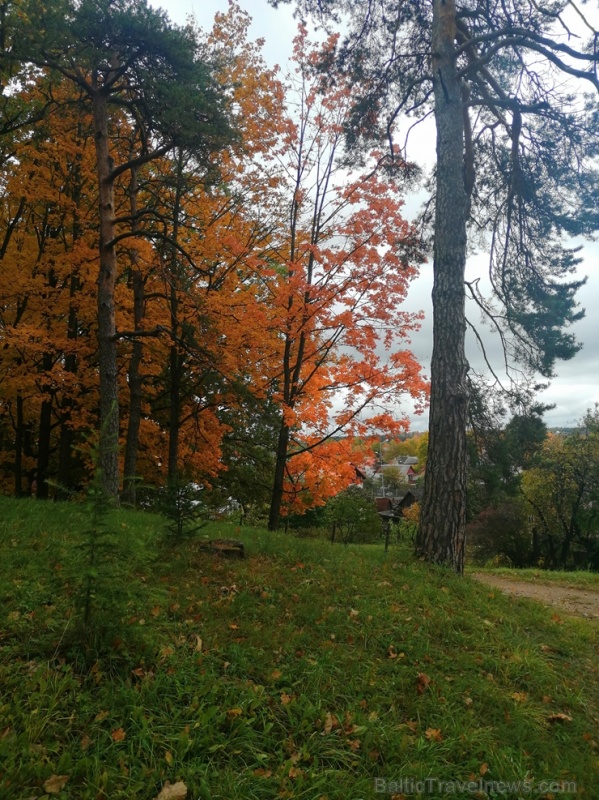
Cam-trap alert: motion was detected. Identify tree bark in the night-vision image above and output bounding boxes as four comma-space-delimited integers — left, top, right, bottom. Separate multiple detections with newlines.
122, 167, 144, 506
36, 395, 52, 500
167, 154, 184, 488
14, 394, 24, 497
268, 422, 290, 530
92, 87, 120, 499
416, 0, 469, 573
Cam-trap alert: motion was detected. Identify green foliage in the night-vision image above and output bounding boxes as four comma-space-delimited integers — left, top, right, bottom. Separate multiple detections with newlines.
467, 496, 532, 567
13, 0, 235, 159
521, 406, 599, 569
1, 498, 598, 798
159, 481, 208, 540
325, 485, 381, 544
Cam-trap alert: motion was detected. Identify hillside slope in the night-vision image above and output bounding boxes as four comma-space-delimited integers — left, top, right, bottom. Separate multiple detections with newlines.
0, 498, 597, 798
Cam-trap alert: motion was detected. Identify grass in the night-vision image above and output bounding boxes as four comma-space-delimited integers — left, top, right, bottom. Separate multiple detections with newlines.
0, 496, 598, 799
471, 566, 599, 591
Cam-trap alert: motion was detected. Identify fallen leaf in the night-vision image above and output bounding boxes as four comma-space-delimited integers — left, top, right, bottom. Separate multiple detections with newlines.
44, 774, 69, 794
253, 768, 272, 777
270, 669, 282, 681
464, 696, 473, 707
227, 707, 243, 719
165, 750, 173, 764
347, 738, 361, 751
111, 727, 126, 742
288, 765, 304, 779
323, 712, 339, 734
349, 608, 359, 618
511, 692, 528, 703
154, 780, 188, 800
193, 635, 203, 653
80, 733, 91, 750
480, 763, 489, 776
94, 710, 109, 722
416, 672, 431, 694
151, 606, 161, 617
547, 713, 573, 724
280, 692, 293, 705
160, 646, 175, 659
228, 623, 239, 630
425, 728, 443, 742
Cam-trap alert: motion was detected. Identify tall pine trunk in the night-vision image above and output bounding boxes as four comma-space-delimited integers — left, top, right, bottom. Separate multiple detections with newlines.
123, 167, 144, 506
416, 0, 469, 573
92, 87, 120, 499
166, 154, 184, 488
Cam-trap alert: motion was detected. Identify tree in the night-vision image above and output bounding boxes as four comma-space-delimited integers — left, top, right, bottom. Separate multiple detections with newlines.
9, 0, 234, 498
264, 30, 427, 529
521, 408, 599, 568
274, 0, 599, 571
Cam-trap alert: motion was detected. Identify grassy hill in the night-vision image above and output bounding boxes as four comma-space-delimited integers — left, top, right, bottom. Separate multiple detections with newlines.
0, 497, 597, 799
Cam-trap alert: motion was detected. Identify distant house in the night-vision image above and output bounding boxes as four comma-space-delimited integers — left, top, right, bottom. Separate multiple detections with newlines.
396, 488, 422, 513
395, 464, 418, 485
351, 463, 367, 482
375, 497, 394, 514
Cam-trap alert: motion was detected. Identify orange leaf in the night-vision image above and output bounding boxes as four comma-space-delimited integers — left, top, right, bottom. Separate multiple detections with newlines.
416, 672, 431, 694
425, 728, 443, 742
111, 727, 126, 742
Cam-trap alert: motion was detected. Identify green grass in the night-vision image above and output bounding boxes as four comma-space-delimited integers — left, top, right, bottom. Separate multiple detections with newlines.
471, 566, 599, 591
1, 497, 598, 799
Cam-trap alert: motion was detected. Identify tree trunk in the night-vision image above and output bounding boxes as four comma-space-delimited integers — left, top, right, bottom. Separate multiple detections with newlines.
268, 422, 290, 531
92, 87, 120, 499
36, 396, 52, 500
166, 155, 184, 488
57, 274, 80, 498
14, 394, 24, 497
123, 167, 144, 506
416, 0, 469, 573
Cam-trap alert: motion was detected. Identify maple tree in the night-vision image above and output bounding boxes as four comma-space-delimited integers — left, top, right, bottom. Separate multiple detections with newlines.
263, 30, 427, 529
274, 0, 599, 570
0, 75, 102, 497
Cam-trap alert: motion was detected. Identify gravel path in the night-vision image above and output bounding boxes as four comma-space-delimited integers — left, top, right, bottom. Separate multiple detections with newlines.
471, 572, 599, 620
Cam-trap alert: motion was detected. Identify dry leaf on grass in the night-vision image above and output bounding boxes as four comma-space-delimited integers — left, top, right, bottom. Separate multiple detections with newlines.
425, 728, 443, 742
154, 780, 188, 800
111, 727, 126, 742
547, 712, 573, 723
43, 774, 69, 794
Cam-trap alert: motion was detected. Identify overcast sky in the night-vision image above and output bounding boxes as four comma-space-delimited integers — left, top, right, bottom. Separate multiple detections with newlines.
152, 0, 599, 431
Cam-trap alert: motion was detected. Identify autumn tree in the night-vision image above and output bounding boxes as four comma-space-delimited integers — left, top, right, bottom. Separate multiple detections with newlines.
274, 0, 599, 570
8, 0, 234, 498
264, 31, 427, 529
0, 75, 101, 497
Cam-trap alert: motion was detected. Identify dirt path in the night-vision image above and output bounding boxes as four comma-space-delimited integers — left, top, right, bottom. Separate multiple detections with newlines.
471, 573, 599, 620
